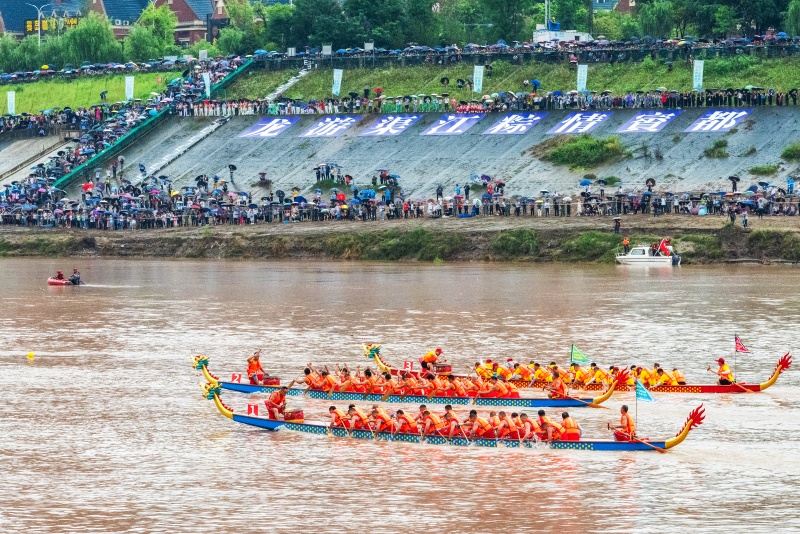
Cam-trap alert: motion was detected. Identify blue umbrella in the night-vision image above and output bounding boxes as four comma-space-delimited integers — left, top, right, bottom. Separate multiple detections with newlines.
758, 181, 769, 187
294, 196, 308, 203
482, 192, 492, 200
349, 198, 361, 204
641, 191, 652, 196
747, 185, 758, 192
579, 179, 591, 186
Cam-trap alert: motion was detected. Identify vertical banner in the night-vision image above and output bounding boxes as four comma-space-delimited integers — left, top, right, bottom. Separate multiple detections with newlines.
692, 60, 704, 91
125, 76, 135, 101
473, 65, 484, 93
203, 72, 211, 98
576, 64, 588, 92
7, 91, 15, 115
199, 49, 208, 60
332, 68, 343, 96
287, 47, 296, 57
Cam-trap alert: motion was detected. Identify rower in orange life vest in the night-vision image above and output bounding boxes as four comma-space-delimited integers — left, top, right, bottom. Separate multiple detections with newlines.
430, 375, 467, 397
635, 366, 653, 387
537, 409, 565, 442
584, 362, 610, 387
394, 409, 418, 434
347, 405, 370, 430
420, 347, 443, 370
511, 363, 534, 382
298, 367, 324, 389
708, 358, 735, 385
328, 406, 349, 429
462, 409, 494, 438
571, 363, 594, 386
370, 408, 393, 432
382, 372, 405, 396
672, 367, 687, 385
421, 410, 447, 437
560, 412, 581, 441
495, 411, 520, 439
609, 404, 636, 440
266, 386, 288, 419
443, 412, 465, 439
474, 360, 494, 379
518, 413, 543, 442
476, 376, 512, 398
319, 370, 340, 392
246, 352, 268, 385
532, 363, 553, 383
546, 371, 567, 399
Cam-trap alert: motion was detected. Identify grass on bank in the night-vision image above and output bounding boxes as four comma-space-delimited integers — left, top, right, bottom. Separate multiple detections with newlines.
748, 164, 780, 175
0, 72, 184, 115
541, 135, 627, 168
704, 139, 729, 158
782, 142, 800, 161
217, 68, 296, 100
747, 229, 800, 261
228, 55, 800, 101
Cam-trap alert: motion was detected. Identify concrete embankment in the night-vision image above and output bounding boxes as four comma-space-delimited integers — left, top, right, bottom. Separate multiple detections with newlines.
75, 107, 800, 201
2, 215, 799, 264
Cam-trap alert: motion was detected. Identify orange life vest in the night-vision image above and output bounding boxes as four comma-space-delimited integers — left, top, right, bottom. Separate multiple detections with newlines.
501, 416, 518, 431
515, 366, 533, 380
424, 413, 445, 431
397, 413, 418, 431
323, 375, 337, 391
620, 413, 635, 435
247, 361, 263, 375
539, 415, 564, 433
331, 408, 347, 425
495, 381, 509, 396
374, 412, 392, 429
268, 390, 286, 405
474, 417, 492, 431
672, 370, 686, 384
422, 351, 438, 363
351, 408, 369, 425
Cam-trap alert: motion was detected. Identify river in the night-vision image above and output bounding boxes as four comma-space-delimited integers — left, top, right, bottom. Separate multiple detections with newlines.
1, 259, 798, 533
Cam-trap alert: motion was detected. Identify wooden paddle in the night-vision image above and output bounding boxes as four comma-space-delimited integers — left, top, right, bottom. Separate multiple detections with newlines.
542, 385, 607, 409
381, 389, 395, 402
631, 436, 667, 453
361, 384, 375, 400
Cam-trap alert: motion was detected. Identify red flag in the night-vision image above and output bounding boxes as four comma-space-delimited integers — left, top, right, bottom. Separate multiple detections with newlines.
658, 237, 672, 256
735, 336, 750, 353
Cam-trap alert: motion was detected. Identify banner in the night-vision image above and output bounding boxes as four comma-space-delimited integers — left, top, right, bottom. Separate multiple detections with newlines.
635, 379, 655, 402
360, 114, 422, 136
473, 65, 484, 94
421, 114, 485, 136
300, 116, 362, 137
239, 117, 300, 138
483, 112, 547, 135
576, 64, 588, 92
125, 76, 135, 101
287, 47, 296, 57
202, 72, 211, 98
570, 345, 591, 364
684, 110, 751, 132
199, 49, 208, 60
7, 91, 15, 116
692, 60, 704, 91
322, 45, 332, 56
735, 335, 750, 353
332, 69, 343, 96
547, 112, 612, 134
617, 110, 681, 133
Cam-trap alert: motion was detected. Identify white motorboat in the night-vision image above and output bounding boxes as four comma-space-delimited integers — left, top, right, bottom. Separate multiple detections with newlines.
616, 244, 681, 266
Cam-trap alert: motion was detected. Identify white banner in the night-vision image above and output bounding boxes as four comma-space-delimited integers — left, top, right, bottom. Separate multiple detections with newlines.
692, 60, 704, 91
576, 64, 588, 92
203, 72, 211, 98
199, 49, 208, 60
7, 91, 15, 115
364, 42, 374, 52
473, 65, 484, 94
322, 45, 332, 56
287, 47, 296, 57
332, 69, 343, 96
125, 76, 135, 101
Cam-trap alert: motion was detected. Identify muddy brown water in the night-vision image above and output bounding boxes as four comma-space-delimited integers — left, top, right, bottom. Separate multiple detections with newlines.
1, 259, 798, 533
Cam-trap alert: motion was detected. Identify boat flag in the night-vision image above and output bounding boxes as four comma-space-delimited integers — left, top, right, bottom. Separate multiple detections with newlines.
635, 379, 655, 402
735, 336, 750, 353
570, 344, 590, 364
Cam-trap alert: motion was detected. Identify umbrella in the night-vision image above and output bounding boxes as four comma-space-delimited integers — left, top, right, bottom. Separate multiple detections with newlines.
612, 216, 621, 220
579, 179, 591, 186
596, 179, 608, 185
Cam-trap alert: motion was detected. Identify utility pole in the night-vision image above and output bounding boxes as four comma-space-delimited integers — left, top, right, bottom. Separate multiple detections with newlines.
25, 3, 53, 47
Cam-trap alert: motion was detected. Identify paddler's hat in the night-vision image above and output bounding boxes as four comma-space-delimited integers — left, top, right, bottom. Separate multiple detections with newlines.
57, 270, 62, 274
717, 358, 725, 364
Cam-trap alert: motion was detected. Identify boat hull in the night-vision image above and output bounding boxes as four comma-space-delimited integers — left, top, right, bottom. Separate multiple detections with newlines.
229, 413, 668, 451
48, 278, 74, 286
615, 256, 678, 265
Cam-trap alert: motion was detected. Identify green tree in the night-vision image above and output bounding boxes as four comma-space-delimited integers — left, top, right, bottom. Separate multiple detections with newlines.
552, 0, 587, 31
9, 36, 41, 72
593, 10, 623, 40
637, 0, 674, 38
264, 4, 295, 50
217, 26, 246, 54
292, 0, 352, 47
406, 0, 440, 45
124, 26, 163, 62
343, 0, 406, 48
0, 33, 19, 72
226, 0, 268, 52
713, 5, 738, 38
186, 39, 222, 59
786, 0, 800, 36
61, 12, 122, 66
480, 0, 530, 41
136, 3, 178, 51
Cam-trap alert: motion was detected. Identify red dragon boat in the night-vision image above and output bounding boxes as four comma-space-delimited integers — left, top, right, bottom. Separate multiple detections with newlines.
364, 345, 792, 394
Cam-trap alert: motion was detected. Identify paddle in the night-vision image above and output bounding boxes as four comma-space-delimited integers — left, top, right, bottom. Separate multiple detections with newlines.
361, 384, 375, 400
286, 374, 302, 390
707, 368, 753, 393
381, 388, 394, 402
542, 385, 607, 409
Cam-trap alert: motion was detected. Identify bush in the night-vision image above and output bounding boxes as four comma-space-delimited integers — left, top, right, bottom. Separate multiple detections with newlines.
557, 231, 621, 263
604, 176, 621, 186
747, 230, 800, 261
489, 229, 539, 258
749, 164, 779, 176
543, 135, 627, 168
704, 139, 729, 158
782, 142, 800, 161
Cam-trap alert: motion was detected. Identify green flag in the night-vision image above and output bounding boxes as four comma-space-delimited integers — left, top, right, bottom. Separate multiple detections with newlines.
570, 344, 590, 364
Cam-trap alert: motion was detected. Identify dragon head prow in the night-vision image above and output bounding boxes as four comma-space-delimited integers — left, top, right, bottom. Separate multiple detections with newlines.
778, 353, 792, 373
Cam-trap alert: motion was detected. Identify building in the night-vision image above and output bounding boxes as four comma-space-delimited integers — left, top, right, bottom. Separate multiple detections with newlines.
0, 0, 228, 45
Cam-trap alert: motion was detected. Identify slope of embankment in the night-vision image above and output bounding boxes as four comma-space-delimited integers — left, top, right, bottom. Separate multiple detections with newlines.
97, 107, 800, 201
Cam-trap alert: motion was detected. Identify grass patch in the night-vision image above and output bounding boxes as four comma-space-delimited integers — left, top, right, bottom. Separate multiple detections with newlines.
781, 142, 800, 161
603, 176, 621, 186
230, 57, 800, 101
0, 72, 182, 114
489, 229, 539, 258
556, 231, 622, 263
674, 233, 724, 262
704, 139, 729, 158
322, 228, 463, 261
746, 230, 800, 261
221, 69, 296, 100
541, 135, 626, 168
749, 164, 779, 175
743, 146, 757, 156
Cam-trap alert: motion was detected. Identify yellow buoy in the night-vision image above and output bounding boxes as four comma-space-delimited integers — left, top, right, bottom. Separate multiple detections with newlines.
27, 352, 35, 361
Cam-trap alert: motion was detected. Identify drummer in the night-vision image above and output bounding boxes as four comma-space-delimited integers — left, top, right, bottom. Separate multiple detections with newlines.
247, 353, 268, 385
421, 347, 442, 369
266, 386, 288, 419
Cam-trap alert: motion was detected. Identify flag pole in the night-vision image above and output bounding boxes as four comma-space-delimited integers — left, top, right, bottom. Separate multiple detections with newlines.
734, 334, 737, 381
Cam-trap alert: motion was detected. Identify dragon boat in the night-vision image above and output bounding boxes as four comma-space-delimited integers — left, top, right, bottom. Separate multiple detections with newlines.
193, 356, 620, 409
364, 345, 793, 394
203, 384, 705, 452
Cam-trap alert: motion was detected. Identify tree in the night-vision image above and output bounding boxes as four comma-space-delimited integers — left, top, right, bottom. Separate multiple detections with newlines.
406, 0, 440, 45
124, 26, 163, 62
713, 6, 738, 38
136, 3, 178, 51
0, 33, 19, 72
292, 0, 351, 48
786, 0, 800, 36
264, 4, 295, 50
343, 0, 406, 48
637, 0, 674, 39
186, 39, 222, 58
61, 12, 122, 66
226, 0, 268, 52
552, 0, 588, 31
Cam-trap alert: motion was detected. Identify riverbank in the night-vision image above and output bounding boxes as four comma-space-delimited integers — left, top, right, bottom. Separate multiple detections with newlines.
2, 214, 799, 263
